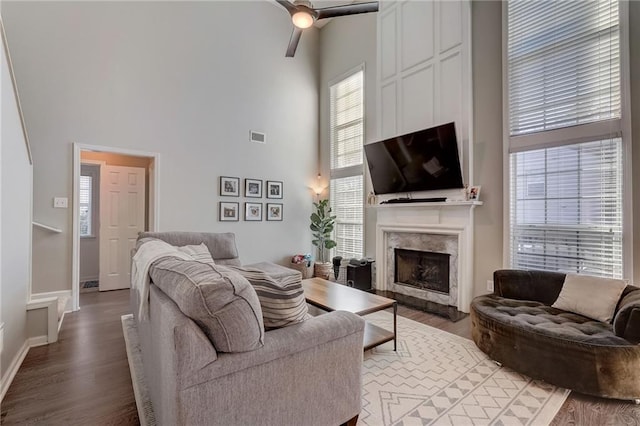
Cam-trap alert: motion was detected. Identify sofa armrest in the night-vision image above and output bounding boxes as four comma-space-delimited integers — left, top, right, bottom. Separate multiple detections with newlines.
613, 286, 640, 343
493, 269, 566, 305
175, 311, 365, 426
178, 310, 365, 388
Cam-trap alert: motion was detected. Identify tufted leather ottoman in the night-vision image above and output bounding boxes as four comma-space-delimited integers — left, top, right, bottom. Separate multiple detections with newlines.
471, 270, 640, 400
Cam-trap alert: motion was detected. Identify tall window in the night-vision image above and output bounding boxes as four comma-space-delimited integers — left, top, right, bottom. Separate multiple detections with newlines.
329, 69, 364, 259
507, 0, 624, 278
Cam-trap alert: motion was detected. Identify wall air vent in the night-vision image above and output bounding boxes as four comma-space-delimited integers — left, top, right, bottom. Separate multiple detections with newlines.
250, 131, 266, 144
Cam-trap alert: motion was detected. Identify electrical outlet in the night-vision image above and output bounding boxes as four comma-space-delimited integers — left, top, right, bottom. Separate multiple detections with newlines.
53, 197, 68, 208
487, 280, 494, 292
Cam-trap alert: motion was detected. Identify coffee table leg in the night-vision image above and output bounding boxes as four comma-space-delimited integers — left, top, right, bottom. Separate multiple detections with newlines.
393, 302, 397, 351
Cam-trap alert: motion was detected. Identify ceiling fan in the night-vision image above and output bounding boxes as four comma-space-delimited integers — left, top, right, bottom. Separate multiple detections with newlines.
276, 0, 379, 57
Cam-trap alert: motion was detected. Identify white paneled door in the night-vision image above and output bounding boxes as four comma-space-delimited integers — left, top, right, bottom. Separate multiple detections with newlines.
99, 165, 146, 291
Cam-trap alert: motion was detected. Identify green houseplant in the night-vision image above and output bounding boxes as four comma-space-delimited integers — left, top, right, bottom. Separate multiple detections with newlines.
310, 199, 337, 279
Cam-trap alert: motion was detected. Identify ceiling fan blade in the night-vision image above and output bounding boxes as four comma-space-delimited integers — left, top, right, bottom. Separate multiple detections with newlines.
316, 2, 379, 20
285, 27, 303, 57
275, 0, 297, 14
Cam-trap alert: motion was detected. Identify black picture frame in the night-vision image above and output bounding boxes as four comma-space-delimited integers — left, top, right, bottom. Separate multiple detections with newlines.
266, 180, 283, 199
266, 203, 283, 221
244, 178, 263, 198
219, 202, 239, 221
219, 176, 240, 197
244, 202, 263, 221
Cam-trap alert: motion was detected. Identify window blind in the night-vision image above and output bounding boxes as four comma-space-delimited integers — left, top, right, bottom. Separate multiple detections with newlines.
508, 0, 620, 137
330, 71, 364, 170
330, 176, 364, 259
510, 139, 623, 278
329, 68, 364, 259
79, 175, 93, 237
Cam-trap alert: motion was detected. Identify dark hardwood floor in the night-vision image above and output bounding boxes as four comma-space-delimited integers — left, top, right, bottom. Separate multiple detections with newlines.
1, 290, 139, 425
2, 290, 639, 425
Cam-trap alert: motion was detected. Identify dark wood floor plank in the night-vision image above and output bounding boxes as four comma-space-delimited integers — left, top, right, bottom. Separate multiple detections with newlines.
2, 289, 639, 425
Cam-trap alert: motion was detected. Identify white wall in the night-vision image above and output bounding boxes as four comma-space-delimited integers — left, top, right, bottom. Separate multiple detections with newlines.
2, 1, 320, 295
471, 0, 503, 295
319, 1, 505, 297
319, 13, 378, 258
0, 16, 32, 386
631, 1, 640, 286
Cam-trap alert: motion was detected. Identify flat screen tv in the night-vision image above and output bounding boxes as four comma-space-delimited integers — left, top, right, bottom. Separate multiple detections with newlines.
364, 122, 464, 195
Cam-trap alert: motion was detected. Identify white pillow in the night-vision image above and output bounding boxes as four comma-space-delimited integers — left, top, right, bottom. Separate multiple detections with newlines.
177, 243, 216, 266
552, 274, 627, 322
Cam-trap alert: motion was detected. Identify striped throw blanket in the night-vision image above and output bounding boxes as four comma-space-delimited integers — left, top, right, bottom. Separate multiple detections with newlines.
221, 265, 309, 329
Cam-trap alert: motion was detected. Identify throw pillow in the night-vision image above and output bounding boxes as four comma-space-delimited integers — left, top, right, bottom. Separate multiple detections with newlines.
150, 258, 264, 352
222, 266, 309, 329
177, 243, 216, 266
552, 274, 627, 322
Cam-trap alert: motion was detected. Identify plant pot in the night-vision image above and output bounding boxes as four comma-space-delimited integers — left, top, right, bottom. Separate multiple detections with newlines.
313, 262, 332, 280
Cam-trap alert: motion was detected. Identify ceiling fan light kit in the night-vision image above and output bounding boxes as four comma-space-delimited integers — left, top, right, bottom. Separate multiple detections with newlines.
292, 10, 314, 29
276, 0, 379, 57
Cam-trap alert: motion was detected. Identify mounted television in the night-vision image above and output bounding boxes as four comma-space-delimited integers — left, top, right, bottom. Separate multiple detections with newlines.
364, 122, 464, 195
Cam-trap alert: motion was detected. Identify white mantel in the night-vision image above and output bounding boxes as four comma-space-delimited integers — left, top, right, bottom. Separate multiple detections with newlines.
373, 201, 481, 313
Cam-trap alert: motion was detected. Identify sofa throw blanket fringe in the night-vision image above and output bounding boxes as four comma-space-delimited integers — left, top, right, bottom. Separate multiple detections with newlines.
221, 265, 309, 329
132, 239, 193, 320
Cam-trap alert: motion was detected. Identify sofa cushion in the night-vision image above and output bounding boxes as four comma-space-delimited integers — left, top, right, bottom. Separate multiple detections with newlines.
139, 231, 242, 266
244, 261, 301, 280
474, 295, 630, 345
552, 274, 627, 323
149, 257, 264, 352
177, 243, 216, 266
222, 265, 308, 329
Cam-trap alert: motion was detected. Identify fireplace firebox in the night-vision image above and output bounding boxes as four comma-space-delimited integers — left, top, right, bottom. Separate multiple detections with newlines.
394, 248, 450, 294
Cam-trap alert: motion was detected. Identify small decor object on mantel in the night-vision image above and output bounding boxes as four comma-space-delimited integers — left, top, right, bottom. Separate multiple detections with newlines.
266, 180, 283, 199
310, 199, 337, 279
219, 176, 240, 197
468, 185, 481, 201
244, 202, 262, 221
219, 202, 239, 221
244, 178, 263, 198
266, 203, 283, 221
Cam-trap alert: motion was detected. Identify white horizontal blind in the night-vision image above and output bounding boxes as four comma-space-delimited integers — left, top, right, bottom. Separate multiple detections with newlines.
508, 0, 620, 137
330, 176, 364, 259
330, 70, 364, 170
79, 175, 93, 237
330, 69, 364, 259
510, 139, 623, 278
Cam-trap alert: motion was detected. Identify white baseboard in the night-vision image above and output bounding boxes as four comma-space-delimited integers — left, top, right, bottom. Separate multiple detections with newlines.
0, 339, 29, 402
28, 336, 48, 348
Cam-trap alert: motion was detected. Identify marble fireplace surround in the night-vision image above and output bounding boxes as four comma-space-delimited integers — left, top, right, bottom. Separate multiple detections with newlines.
387, 231, 459, 307
374, 202, 479, 313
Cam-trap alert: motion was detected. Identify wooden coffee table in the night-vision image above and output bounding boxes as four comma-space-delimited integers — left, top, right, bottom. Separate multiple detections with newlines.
302, 277, 397, 351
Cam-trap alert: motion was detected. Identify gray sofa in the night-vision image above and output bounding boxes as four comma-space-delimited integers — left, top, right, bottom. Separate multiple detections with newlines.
131, 232, 365, 425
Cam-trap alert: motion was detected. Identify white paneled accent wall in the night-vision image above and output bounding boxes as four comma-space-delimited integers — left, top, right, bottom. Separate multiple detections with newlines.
377, 0, 472, 186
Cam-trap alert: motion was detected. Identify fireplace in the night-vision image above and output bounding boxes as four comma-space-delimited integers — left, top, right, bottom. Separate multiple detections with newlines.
394, 249, 450, 294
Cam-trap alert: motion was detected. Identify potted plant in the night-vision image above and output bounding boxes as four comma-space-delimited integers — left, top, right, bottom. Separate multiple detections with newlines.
310, 199, 337, 279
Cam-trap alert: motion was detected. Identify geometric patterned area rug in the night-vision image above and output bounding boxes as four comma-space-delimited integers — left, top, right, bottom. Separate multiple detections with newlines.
360, 311, 570, 426
121, 314, 156, 426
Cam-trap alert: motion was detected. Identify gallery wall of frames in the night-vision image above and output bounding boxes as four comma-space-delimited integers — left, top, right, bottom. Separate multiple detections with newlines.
218, 176, 283, 222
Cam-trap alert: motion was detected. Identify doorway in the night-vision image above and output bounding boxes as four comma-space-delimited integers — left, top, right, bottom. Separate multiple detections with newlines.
72, 144, 159, 311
